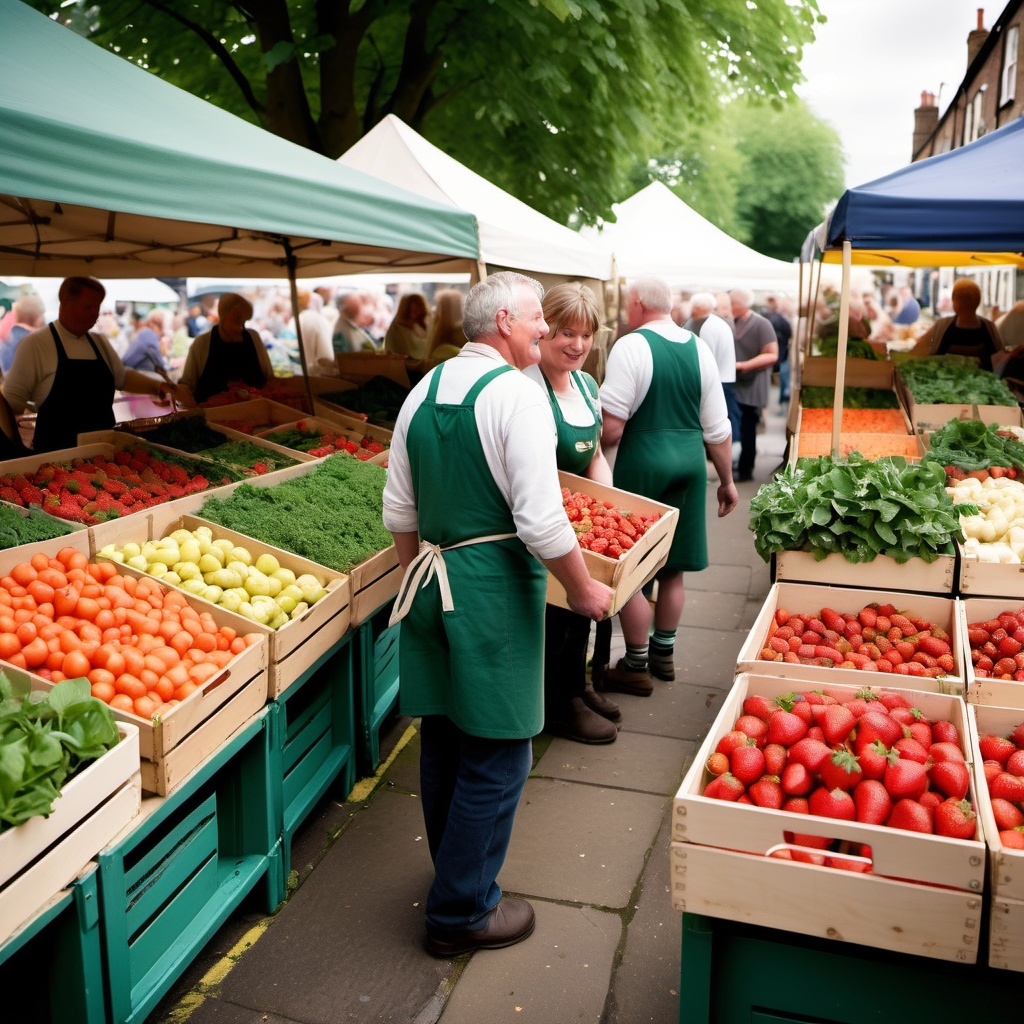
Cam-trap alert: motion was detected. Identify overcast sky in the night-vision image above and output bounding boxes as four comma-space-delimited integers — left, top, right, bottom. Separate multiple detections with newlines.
795, 0, 996, 189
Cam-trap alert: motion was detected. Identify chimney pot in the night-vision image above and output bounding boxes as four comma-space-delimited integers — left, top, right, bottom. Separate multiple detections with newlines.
977, 7, 984, 30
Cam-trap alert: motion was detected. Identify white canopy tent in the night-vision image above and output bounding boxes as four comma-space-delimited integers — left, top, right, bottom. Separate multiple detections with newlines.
337, 115, 612, 282
586, 181, 799, 293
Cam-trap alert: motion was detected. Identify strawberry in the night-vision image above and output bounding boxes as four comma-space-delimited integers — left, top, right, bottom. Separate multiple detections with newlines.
763, 743, 787, 777
906, 721, 932, 748
705, 752, 729, 776
1009, 722, 1024, 748
990, 797, 1024, 831
853, 779, 892, 825
883, 751, 929, 800
729, 743, 766, 786
990, 772, 1024, 803
919, 790, 944, 811
1000, 827, 1024, 849
934, 798, 977, 840
889, 706, 926, 727
781, 762, 814, 796
808, 786, 855, 822
857, 740, 890, 781
927, 759, 970, 800
818, 749, 863, 792
786, 737, 832, 774
887, 798, 933, 833
742, 694, 777, 720
1005, 749, 1024, 777
766, 709, 808, 747
979, 733, 1017, 766
821, 704, 857, 746
782, 796, 809, 815
715, 730, 749, 755
918, 635, 951, 658
928, 741, 966, 763
735, 715, 769, 747
983, 759, 1005, 785
894, 737, 929, 764
853, 710, 902, 750
797, 689, 837, 706
748, 776, 783, 809
930, 719, 961, 746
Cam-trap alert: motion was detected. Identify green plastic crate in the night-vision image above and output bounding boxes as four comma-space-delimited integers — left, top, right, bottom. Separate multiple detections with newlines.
353, 600, 401, 773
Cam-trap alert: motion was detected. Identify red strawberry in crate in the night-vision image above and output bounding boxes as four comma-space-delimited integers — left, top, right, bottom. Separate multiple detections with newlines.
742, 694, 776, 720
888, 798, 933, 834
934, 799, 977, 840
808, 787, 855, 822
857, 740, 890, 782
991, 798, 1024, 831
703, 773, 745, 801
979, 733, 1016, 766
763, 743, 787, 777
894, 736, 930, 765
853, 710, 902, 750
1009, 722, 1024, 748
1005, 749, 1024, 777
1001, 827, 1024, 849
883, 751, 929, 801
853, 779, 892, 825
715, 730, 749, 756
729, 743, 766, 786
928, 741, 966, 763
990, 772, 1024, 803
927, 759, 970, 800
735, 715, 769, 747
786, 737, 832, 774
818, 749, 863, 792
748, 776, 784, 809
930, 720, 961, 746
821, 705, 857, 746
766, 710, 808, 747
705, 752, 729, 776
781, 762, 814, 796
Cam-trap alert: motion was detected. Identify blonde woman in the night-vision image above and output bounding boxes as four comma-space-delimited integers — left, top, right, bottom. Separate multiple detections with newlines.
384, 292, 430, 359
425, 289, 466, 361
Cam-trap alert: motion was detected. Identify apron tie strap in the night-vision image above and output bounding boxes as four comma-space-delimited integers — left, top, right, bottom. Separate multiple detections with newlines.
389, 533, 516, 626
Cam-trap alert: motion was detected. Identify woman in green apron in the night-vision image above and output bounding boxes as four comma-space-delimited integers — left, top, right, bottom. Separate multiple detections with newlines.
525, 284, 619, 743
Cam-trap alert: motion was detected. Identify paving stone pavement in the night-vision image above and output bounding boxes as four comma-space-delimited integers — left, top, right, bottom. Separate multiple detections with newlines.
144, 403, 786, 1024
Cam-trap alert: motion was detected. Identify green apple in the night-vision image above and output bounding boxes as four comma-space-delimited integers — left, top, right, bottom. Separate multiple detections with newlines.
254, 553, 280, 576
271, 567, 296, 588
295, 574, 327, 604
266, 575, 282, 597
230, 546, 253, 566
226, 560, 250, 578
198, 552, 224, 574
244, 570, 271, 597
141, 541, 160, 562
237, 601, 255, 620
209, 568, 244, 590
195, 525, 213, 540
104, 550, 126, 563
269, 611, 289, 630
213, 539, 235, 558
148, 562, 169, 578
122, 541, 142, 560
277, 594, 297, 614
99, 543, 118, 557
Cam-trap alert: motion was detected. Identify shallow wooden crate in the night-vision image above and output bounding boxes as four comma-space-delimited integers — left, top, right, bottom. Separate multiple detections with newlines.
0, 720, 141, 947
790, 432, 923, 462
334, 351, 411, 386
957, 547, 1024, 602
0, 529, 92, 575
128, 512, 352, 698
0, 499, 87, 548
956, 597, 1024, 707
737, 581, 963, 694
773, 545, 958, 595
200, 398, 317, 433
989, 894, 1024, 971
670, 673, 987, 962
898, 388, 1023, 433
299, 407, 392, 446
255, 417, 388, 467
348, 545, 401, 626
547, 470, 678, 618
966, 702, 1024, 902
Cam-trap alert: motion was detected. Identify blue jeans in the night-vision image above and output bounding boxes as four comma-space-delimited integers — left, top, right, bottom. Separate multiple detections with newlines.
778, 360, 791, 402
723, 382, 741, 441
419, 715, 532, 934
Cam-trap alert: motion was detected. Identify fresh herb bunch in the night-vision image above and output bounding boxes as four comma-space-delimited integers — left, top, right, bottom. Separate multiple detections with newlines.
0, 503, 75, 549
815, 337, 878, 360
800, 386, 900, 410
923, 418, 1024, 472
897, 356, 1018, 406
0, 673, 121, 831
749, 453, 977, 564
197, 454, 392, 573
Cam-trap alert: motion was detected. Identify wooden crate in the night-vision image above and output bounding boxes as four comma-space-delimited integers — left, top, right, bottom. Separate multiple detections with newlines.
0, 529, 92, 575
0, 721, 141, 947
737, 581, 963, 694
547, 470, 678, 618
670, 673, 987, 962
966, 702, 1024, 902
348, 545, 401, 626
989, 894, 1024, 972
334, 351, 410, 386
254, 417, 388, 467
957, 547, 1024, 602
790, 432, 923, 463
773, 546, 958, 595
129, 512, 352, 698
956, 598, 1024, 707
200, 398, 319, 433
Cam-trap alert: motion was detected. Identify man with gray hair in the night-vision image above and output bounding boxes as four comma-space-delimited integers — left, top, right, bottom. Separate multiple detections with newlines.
684, 291, 738, 440
384, 271, 612, 957
597, 276, 737, 695
730, 288, 778, 483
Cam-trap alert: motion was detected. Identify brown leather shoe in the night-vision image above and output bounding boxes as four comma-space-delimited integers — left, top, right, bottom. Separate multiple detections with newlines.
582, 683, 621, 721
546, 697, 617, 744
424, 897, 536, 957
596, 657, 653, 697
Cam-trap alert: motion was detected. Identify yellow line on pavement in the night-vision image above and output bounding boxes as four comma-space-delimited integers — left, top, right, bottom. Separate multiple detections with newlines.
348, 723, 418, 802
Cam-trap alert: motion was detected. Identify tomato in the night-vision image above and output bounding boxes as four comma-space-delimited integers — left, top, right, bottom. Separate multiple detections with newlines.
90, 680, 116, 704
109, 693, 135, 713
21, 638, 49, 668
30, 552, 50, 573
26, 580, 55, 605
62, 649, 92, 679
10, 563, 37, 587
57, 547, 89, 573
76, 597, 101, 621
115, 674, 146, 700
0, 633, 21, 659
15, 621, 37, 646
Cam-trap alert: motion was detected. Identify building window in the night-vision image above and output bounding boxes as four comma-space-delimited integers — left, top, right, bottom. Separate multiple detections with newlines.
1003, 25, 1019, 105
965, 89, 986, 144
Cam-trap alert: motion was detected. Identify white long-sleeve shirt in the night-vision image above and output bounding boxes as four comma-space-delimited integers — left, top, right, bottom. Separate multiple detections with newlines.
382, 343, 578, 562
600, 318, 732, 445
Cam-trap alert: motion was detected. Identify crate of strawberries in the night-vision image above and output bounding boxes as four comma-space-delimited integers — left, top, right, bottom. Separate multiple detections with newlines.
670, 673, 986, 962
547, 471, 677, 617
957, 598, 1024, 708
257, 418, 388, 467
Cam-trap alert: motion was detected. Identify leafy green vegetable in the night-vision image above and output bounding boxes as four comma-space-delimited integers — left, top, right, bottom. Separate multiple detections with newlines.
319, 376, 409, 427
197, 454, 392, 572
132, 418, 296, 472
800, 386, 899, 410
0, 673, 121, 832
815, 337, 878, 360
897, 356, 1018, 406
0, 503, 76, 550
922, 418, 1024, 472
748, 453, 977, 564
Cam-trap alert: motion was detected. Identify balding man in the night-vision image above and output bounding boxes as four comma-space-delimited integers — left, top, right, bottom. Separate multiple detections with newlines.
684, 291, 738, 440
730, 288, 777, 483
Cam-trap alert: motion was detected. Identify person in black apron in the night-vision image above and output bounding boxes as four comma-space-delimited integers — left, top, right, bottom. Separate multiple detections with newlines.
1, 276, 187, 452
524, 283, 619, 743
178, 292, 272, 405
923, 278, 1004, 372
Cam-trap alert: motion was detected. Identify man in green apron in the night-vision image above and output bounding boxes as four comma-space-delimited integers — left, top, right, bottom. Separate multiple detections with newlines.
598, 277, 738, 693
383, 272, 613, 957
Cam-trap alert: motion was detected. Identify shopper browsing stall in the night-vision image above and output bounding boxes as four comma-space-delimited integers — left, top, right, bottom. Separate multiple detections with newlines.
383, 271, 612, 957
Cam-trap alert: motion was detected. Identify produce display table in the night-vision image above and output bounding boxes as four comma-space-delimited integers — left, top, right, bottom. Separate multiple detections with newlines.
679, 911, 1019, 1024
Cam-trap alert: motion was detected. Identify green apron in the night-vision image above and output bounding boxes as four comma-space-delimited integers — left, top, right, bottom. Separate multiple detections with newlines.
613, 328, 706, 572
542, 369, 601, 474
391, 363, 548, 739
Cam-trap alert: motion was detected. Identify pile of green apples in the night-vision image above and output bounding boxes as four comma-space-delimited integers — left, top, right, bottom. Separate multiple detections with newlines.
97, 525, 330, 629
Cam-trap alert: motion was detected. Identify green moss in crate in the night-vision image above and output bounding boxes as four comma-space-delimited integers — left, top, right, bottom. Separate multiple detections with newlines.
197, 454, 392, 573
0, 502, 76, 548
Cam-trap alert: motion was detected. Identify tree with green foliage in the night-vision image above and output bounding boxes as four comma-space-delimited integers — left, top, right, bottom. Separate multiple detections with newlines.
33, 0, 822, 224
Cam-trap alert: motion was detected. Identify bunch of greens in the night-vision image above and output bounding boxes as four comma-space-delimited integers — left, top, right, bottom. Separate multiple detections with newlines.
800, 386, 899, 410
319, 377, 409, 427
197, 454, 392, 572
923, 418, 1024, 472
0, 503, 75, 550
815, 337, 878, 361
897, 356, 1018, 406
0, 674, 121, 832
135, 419, 295, 473
749, 454, 977, 564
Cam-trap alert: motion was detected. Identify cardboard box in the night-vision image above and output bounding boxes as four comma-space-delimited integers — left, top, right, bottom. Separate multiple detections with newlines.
0, 715, 141, 947
547, 470, 678, 618
957, 598, 1024, 707
773, 547, 958, 596
670, 673, 987, 962
737, 582, 963, 694
966, 702, 1024, 902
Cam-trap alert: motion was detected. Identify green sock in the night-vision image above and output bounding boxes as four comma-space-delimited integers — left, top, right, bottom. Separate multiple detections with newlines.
624, 643, 648, 670
651, 629, 676, 656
